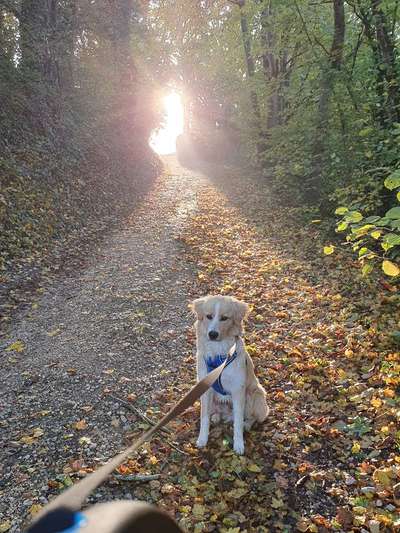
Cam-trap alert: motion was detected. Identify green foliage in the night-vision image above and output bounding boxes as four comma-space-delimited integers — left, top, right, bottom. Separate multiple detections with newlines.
334, 170, 400, 277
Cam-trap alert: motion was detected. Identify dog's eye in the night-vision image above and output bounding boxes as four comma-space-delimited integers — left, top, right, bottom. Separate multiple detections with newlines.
220, 316, 229, 321
206, 314, 213, 320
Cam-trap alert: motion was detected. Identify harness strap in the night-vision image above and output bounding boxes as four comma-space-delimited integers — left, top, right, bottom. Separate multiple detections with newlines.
205, 346, 238, 396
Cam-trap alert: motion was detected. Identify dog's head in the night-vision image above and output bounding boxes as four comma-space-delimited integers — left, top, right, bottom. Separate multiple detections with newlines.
191, 295, 249, 341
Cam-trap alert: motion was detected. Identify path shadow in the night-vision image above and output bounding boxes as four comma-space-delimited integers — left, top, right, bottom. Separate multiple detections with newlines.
0, 161, 162, 336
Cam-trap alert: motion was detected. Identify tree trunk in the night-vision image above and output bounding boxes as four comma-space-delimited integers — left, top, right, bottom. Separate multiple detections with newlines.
19, 0, 48, 83
58, 0, 77, 94
371, 0, 400, 124
236, 2, 264, 157
308, 0, 345, 204
357, 1, 400, 126
261, 2, 279, 129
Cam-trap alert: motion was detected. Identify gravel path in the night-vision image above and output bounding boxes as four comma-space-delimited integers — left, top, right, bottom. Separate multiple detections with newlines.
0, 156, 204, 532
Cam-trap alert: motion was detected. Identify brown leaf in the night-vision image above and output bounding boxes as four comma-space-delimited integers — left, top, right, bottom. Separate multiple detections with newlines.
336, 507, 353, 528
74, 419, 87, 430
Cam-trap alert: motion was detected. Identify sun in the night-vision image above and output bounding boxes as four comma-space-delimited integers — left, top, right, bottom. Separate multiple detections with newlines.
150, 92, 184, 155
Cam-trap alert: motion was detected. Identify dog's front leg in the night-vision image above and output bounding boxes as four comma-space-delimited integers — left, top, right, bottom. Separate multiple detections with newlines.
231, 386, 246, 455
197, 389, 211, 448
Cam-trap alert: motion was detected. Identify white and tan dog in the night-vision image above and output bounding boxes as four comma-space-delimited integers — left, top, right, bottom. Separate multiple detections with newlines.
192, 295, 269, 455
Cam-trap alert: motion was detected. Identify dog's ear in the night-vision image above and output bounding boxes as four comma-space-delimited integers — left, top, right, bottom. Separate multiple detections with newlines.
232, 300, 249, 336
190, 297, 206, 319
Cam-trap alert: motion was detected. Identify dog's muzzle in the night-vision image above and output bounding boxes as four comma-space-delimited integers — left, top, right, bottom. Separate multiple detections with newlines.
208, 330, 219, 340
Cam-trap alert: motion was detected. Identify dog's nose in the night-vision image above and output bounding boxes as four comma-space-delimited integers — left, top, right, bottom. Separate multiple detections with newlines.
209, 330, 219, 340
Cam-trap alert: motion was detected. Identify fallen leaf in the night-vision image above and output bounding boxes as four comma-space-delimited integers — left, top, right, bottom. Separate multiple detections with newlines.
247, 463, 262, 473
29, 504, 42, 516
74, 419, 87, 430
5, 340, 25, 352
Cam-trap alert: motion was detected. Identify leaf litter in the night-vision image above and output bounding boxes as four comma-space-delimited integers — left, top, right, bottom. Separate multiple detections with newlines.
1, 158, 399, 532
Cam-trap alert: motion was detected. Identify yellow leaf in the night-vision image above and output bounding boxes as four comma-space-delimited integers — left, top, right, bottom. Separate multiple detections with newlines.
323, 245, 335, 255
351, 441, 361, 454
371, 397, 382, 408
29, 504, 42, 516
376, 514, 393, 526
0, 521, 11, 532
5, 340, 25, 352
149, 456, 158, 465
247, 463, 262, 473
20, 435, 35, 445
79, 436, 92, 445
371, 230, 381, 239
382, 260, 400, 277
373, 467, 393, 488
20, 427, 43, 444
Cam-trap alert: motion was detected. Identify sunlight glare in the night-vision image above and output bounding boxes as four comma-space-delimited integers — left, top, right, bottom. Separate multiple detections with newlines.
150, 92, 184, 155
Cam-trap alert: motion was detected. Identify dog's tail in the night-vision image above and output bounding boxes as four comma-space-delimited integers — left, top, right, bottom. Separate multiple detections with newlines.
254, 388, 270, 422
245, 352, 269, 422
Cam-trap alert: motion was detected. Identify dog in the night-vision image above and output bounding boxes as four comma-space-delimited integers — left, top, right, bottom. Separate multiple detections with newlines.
191, 295, 269, 455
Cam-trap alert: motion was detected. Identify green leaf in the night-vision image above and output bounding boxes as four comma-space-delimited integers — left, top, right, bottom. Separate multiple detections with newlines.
345, 417, 371, 436
359, 127, 373, 137
390, 220, 400, 229
345, 211, 363, 223
364, 216, 381, 223
383, 233, 400, 246
358, 247, 369, 257
384, 170, 400, 190
335, 206, 348, 215
337, 221, 348, 231
376, 217, 391, 227
391, 331, 400, 345
386, 207, 400, 219
397, 191, 400, 202
362, 263, 373, 276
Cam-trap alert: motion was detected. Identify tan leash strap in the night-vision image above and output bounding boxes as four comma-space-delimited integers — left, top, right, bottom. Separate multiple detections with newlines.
32, 358, 228, 523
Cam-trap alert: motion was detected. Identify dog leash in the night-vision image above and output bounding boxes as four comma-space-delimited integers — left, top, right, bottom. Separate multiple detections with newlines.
26, 358, 230, 532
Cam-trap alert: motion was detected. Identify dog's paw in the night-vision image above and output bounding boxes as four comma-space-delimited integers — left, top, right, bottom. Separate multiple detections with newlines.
233, 440, 245, 455
196, 435, 208, 448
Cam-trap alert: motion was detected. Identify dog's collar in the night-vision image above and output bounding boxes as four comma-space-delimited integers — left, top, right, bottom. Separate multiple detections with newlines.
205, 349, 237, 396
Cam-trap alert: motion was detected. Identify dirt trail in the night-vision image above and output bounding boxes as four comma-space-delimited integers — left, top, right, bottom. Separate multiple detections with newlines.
1, 156, 397, 533
0, 156, 204, 532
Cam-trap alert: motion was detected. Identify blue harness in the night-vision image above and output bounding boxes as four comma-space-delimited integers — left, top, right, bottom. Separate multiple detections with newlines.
205, 351, 237, 396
